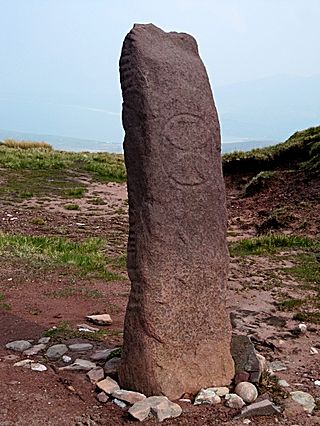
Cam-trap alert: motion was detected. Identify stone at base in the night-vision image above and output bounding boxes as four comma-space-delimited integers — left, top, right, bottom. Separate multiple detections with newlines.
290, 391, 315, 413
194, 388, 221, 405
225, 394, 245, 409
129, 396, 182, 422
112, 389, 146, 405
238, 400, 282, 418
86, 314, 112, 325
87, 367, 104, 384
96, 377, 120, 394
235, 382, 258, 403
6, 340, 32, 352
96, 392, 109, 403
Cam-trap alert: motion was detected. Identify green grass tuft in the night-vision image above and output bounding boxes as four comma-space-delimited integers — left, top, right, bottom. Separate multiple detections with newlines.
0, 293, 11, 311
229, 234, 319, 256
64, 203, 80, 211
0, 233, 124, 280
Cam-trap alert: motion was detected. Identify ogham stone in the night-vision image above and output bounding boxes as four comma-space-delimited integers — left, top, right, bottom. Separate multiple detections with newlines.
119, 23, 234, 399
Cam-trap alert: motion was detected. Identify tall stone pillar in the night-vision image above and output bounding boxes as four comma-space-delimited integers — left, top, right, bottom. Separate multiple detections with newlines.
119, 23, 234, 400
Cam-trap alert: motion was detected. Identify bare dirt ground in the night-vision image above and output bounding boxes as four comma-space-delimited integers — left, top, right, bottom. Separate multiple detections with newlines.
0, 169, 319, 425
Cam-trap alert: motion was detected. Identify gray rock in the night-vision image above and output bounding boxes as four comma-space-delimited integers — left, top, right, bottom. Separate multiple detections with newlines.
86, 314, 112, 326
112, 389, 146, 405
23, 344, 46, 356
59, 359, 96, 371
104, 357, 121, 375
129, 396, 182, 422
149, 397, 182, 422
235, 382, 258, 403
225, 393, 245, 409
290, 391, 315, 413
90, 348, 119, 361
38, 337, 51, 344
13, 359, 33, 368
212, 386, 230, 397
113, 398, 127, 409
45, 344, 68, 360
31, 363, 47, 372
194, 388, 221, 405
231, 335, 261, 383
87, 367, 104, 384
238, 400, 282, 418
96, 392, 109, 403
62, 355, 72, 363
128, 400, 151, 421
96, 376, 120, 394
77, 323, 99, 333
6, 340, 32, 352
68, 343, 93, 352
268, 360, 287, 372
278, 379, 290, 388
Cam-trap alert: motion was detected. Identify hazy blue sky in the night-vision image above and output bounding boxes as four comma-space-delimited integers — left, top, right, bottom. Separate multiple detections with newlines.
0, 0, 319, 145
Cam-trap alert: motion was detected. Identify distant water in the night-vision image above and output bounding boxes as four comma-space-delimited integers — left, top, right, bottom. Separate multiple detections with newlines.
0, 129, 278, 154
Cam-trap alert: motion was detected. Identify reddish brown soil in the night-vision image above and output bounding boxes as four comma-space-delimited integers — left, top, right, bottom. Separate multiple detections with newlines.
0, 169, 319, 425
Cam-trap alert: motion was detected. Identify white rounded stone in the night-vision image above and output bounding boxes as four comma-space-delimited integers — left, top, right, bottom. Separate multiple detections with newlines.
235, 382, 258, 403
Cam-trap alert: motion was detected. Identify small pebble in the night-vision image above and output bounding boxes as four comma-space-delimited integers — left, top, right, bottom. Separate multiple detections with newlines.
31, 363, 47, 372
310, 347, 318, 355
62, 355, 72, 363
113, 398, 127, 409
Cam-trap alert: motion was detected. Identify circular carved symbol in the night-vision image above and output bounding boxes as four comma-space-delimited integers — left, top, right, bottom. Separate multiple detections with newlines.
161, 114, 212, 186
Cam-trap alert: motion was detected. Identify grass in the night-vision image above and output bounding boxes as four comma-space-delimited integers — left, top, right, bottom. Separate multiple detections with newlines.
229, 234, 319, 256
1, 139, 53, 150
223, 125, 320, 175
0, 233, 124, 280
64, 203, 80, 211
43, 321, 122, 341
0, 293, 11, 311
64, 187, 86, 198
0, 144, 126, 182
244, 171, 276, 196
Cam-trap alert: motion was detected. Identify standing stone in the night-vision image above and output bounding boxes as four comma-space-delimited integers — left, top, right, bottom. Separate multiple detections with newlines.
119, 23, 234, 399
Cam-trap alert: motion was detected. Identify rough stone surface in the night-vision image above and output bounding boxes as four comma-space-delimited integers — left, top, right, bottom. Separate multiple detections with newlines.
87, 367, 105, 384
212, 386, 230, 397
128, 400, 151, 421
112, 390, 146, 405
96, 377, 120, 394
104, 357, 121, 376
238, 400, 282, 418
290, 391, 315, 413
90, 348, 118, 361
113, 398, 127, 409
59, 359, 96, 371
118, 22, 234, 400
235, 382, 258, 403
13, 359, 33, 368
129, 396, 182, 422
23, 344, 46, 356
38, 337, 51, 344
31, 363, 47, 372
68, 343, 93, 352
194, 388, 221, 405
6, 340, 32, 352
45, 344, 68, 360
150, 397, 182, 422
225, 394, 245, 409
231, 335, 261, 383
86, 314, 112, 325
234, 371, 250, 385
268, 360, 287, 372
96, 392, 109, 403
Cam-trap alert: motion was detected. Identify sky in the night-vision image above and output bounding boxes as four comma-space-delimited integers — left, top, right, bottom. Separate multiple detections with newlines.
0, 0, 319, 146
